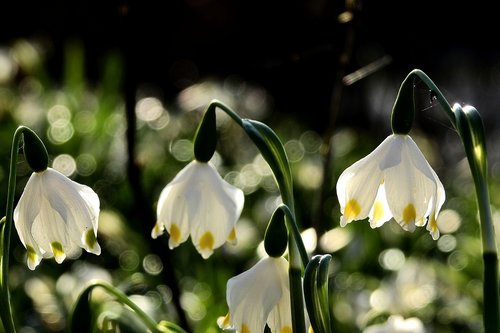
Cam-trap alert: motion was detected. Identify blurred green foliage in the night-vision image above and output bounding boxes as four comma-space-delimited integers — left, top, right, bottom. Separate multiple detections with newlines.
0, 39, 498, 333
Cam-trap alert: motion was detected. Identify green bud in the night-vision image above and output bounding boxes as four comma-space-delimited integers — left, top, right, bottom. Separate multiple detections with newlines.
22, 127, 49, 172
304, 254, 333, 333
391, 73, 415, 134
193, 105, 217, 162
264, 207, 288, 257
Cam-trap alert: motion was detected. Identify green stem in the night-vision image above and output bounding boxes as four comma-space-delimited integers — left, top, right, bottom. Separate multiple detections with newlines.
453, 104, 498, 332
393, 71, 499, 333
392, 69, 456, 134
0, 126, 29, 333
408, 69, 455, 124
203, 99, 244, 127
278, 204, 309, 268
83, 281, 188, 333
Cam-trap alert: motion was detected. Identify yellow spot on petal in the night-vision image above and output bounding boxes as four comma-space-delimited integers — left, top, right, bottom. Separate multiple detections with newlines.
429, 214, 437, 231
85, 230, 98, 250
280, 326, 292, 333
169, 224, 181, 243
151, 223, 163, 238
199, 231, 214, 251
222, 314, 231, 327
344, 199, 361, 219
428, 213, 440, 240
51, 241, 65, 263
241, 324, 251, 333
27, 245, 38, 269
309, 326, 315, 333
403, 204, 416, 225
228, 227, 236, 242
372, 201, 384, 222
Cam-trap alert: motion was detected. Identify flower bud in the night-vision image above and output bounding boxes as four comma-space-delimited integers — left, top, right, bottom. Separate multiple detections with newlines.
22, 127, 49, 172
264, 207, 288, 257
193, 105, 217, 162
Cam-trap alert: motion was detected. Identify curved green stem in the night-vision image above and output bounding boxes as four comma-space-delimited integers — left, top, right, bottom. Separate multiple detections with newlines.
277, 204, 309, 268
391, 69, 456, 134
0, 126, 30, 333
1, 126, 50, 333
392, 71, 499, 333
453, 104, 498, 333
79, 281, 188, 333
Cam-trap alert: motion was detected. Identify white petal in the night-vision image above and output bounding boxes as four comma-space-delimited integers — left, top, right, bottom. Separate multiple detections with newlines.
155, 161, 244, 258
158, 184, 191, 249
14, 172, 43, 251
266, 258, 292, 333
30, 197, 69, 259
26, 245, 42, 270
13, 168, 101, 269
336, 137, 392, 226
426, 166, 445, 239
405, 137, 441, 224
155, 161, 199, 248
385, 136, 440, 232
225, 257, 286, 333
44, 169, 100, 250
190, 163, 244, 258
368, 184, 392, 228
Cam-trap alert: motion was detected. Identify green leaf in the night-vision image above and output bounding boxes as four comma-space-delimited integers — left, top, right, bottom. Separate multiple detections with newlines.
242, 119, 294, 208
69, 287, 95, 333
304, 254, 333, 333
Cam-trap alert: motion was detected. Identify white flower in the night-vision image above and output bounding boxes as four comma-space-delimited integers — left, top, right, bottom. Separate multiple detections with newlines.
152, 160, 244, 259
14, 168, 101, 270
218, 256, 292, 333
336, 134, 445, 239
363, 315, 426, 333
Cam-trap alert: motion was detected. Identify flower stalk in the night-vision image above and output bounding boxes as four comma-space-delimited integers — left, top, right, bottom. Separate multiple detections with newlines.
201, 100, 307, 333
392, 69, 499, 333
1, 126, 45, 333
71, 280, 188, 333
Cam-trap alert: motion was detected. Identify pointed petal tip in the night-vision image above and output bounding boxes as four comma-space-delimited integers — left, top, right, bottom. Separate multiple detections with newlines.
198, 248, 213, 259
90, 243, 102, 255
168, 239, 180, 250
26, 245, 41, 270
51, 242, 67, 263
151, 223, 164, 239
82, 230, 102, 255
227, 227, 237, 245
217, 314, 231, 329
27, 259, 39, 270
369, 219, 382, 229
340, 216, 349, 227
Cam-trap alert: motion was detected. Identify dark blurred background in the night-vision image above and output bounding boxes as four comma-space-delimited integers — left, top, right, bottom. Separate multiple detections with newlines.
2, 0, 500, 133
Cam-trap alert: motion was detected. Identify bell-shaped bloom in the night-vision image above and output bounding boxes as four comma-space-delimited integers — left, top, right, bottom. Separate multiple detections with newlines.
363, 315, 426, 333
336, 134, 444, 239
14, 168, 101, 270
152, 160, 244, 259
218, 256, 292, 333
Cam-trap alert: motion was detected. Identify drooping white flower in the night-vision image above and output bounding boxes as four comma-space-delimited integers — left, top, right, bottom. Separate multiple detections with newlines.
363, 315, 426, 333
336, 134, 444, 239
152, 160, 244, 259
14, 168, 101, 270
218, 256, 292, 333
